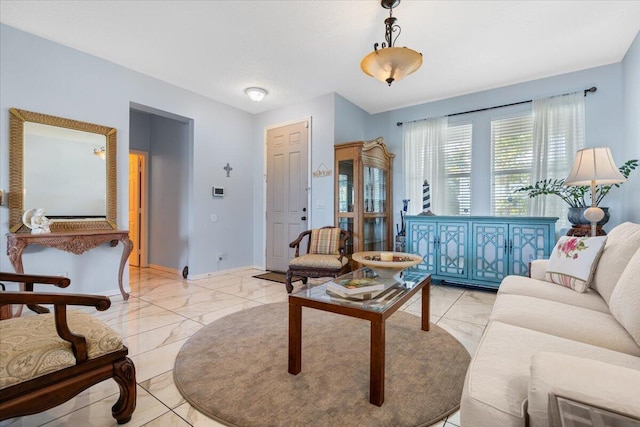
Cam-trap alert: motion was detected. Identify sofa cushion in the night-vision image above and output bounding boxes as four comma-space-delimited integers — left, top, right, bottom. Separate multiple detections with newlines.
489, 294, 640, 356
289, 254, 348, 269
0, 311, 124, 389
545, 236, 607, 292
309, 228, 341, 255
528, 352, 640, 427
591, 222, 640, 304
460, 321, 640, 427
498, 275, 610, 313
609, 247, 640, 347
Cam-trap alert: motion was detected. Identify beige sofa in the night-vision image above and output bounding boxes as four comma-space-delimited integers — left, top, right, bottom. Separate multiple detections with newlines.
460, 222, 640, 426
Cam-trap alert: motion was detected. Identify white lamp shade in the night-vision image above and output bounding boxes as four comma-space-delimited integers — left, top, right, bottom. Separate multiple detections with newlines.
564, 147, 626, 186
360, 47, 422, 85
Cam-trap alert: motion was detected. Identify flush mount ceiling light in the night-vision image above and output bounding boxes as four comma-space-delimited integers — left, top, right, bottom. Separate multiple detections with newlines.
245, 87, 268, 102
361, 0, 423, 86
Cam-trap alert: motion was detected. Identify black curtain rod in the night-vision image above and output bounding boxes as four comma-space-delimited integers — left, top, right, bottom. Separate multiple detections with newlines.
396, 86, 597, 127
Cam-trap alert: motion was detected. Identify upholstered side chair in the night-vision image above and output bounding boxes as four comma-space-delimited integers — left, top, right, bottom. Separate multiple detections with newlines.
0, 272, 136, 424
285, 226, 351, 293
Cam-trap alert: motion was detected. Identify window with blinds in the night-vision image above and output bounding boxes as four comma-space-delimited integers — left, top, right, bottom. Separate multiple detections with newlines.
491, 115, 534, 216
443, 123, 472, 215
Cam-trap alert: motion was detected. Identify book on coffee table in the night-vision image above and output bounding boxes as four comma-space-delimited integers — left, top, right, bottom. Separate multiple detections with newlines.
326, 277, 386, 298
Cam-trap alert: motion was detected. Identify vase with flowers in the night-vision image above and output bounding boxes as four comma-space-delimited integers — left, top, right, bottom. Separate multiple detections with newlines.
514, 159, 638, 231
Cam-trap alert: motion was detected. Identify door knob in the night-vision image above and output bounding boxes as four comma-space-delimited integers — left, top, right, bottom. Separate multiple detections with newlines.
301, 216, 307, 221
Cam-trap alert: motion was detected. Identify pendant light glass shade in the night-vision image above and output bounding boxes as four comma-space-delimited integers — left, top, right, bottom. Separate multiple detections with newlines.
361, 0, 422, 86
361, 46, 422, 86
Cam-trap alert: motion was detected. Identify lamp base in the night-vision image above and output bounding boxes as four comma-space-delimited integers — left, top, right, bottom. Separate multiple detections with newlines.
566, 225, 606, 237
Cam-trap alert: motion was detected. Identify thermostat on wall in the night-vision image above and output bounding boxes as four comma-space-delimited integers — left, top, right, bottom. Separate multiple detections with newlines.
212, 187, 225, 198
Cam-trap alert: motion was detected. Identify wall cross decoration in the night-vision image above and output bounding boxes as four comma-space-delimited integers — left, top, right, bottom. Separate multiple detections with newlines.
223, 163, 233, 177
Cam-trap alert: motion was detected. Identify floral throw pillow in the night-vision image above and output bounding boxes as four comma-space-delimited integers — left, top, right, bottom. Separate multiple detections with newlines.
545, 236, 607, 292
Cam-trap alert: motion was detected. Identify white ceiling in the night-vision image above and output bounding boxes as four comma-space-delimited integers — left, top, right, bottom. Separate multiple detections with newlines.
1, 1, 639, 115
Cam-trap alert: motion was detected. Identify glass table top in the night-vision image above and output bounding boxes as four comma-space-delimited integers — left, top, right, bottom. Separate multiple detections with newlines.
290, 267, 430, 313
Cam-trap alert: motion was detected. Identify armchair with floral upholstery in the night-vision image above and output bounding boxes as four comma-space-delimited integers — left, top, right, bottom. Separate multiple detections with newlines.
0, 272, 136, 424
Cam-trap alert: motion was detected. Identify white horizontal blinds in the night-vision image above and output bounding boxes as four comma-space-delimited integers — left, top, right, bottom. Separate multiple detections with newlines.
443, 123, 472, 215
491, 115, 534, 216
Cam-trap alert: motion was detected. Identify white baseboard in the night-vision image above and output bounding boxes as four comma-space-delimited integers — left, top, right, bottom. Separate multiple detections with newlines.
147, 264, 181, 275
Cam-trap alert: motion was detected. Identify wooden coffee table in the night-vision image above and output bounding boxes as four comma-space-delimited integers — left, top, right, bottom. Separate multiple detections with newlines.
288, 268, 431, 406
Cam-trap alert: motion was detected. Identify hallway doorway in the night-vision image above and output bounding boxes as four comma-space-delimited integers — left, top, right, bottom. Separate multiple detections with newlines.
129, 151, 148, 267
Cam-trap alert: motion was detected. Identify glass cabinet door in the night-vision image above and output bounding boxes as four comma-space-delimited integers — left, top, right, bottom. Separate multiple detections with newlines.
364, 166, 386, 213
363, 217, 387, 252
338, 160, 354, 213
338, 217, 354, 255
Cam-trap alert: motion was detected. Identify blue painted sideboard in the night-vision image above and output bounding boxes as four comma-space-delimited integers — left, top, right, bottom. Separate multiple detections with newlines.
404, 215, 558, 290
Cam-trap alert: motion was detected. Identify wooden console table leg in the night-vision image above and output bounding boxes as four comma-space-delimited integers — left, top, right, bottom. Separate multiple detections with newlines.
116, 237, 133, 300
6, 239, 47, 316
370, 320, 385, 406
288, 302, 302, 375
421, 277, 430, 331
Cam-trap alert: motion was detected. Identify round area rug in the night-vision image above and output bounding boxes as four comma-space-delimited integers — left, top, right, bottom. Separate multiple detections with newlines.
174, 302, 470, 427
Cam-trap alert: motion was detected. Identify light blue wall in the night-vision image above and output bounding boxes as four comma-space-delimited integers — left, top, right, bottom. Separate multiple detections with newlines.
129, 110, 151, 152
0, 24, 254, 295
147, 115, 189, 271
365, 64, 630, 235
622, 31, 640, 223
334, 94, 368, 143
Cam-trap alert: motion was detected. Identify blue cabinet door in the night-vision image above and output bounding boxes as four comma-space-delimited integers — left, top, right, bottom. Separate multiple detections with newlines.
509, 224, 551, 276
471, 223, 508, 283
407, 220, 437, 274
436, 222, 468, 279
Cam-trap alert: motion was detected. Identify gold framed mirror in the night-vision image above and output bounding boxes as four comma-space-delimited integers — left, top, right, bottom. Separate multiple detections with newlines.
9, 108, 117, 232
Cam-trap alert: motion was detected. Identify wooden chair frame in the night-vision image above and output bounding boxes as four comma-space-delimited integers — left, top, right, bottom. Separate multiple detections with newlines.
0, 272, 136, 424
285, 227, 351, 293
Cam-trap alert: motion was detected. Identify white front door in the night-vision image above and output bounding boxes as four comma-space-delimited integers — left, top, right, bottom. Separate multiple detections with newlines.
266, 121, 309, 272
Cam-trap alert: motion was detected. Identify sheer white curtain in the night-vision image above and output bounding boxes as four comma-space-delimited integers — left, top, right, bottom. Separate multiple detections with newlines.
530, 91, 585, 221
403, 117, 448, 215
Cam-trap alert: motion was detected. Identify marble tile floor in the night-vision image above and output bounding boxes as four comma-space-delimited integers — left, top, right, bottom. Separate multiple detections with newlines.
2, 267, 497, 427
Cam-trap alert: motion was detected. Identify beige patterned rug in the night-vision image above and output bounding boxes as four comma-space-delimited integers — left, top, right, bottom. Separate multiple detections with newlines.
174, 302, 470, 427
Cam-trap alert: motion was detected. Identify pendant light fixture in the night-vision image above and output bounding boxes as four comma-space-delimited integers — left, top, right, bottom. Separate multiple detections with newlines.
360, 0, 422, 86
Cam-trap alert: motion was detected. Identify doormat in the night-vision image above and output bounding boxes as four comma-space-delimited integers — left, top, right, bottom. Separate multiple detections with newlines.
253, 271, 303, 284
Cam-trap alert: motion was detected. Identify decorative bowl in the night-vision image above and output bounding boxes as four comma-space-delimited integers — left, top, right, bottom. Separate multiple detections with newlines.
351, 251, 423, 279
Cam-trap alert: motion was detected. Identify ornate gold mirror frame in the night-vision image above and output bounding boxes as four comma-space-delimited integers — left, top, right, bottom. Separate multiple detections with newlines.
9, 108, 117, 232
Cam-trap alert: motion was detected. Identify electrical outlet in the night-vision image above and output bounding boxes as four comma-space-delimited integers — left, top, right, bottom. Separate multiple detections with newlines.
217, 252, 223, 261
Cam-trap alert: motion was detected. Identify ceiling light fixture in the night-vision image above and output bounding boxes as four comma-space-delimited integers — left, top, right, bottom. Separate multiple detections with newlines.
360, 0, 422, 86
93, 146, 106, 160
245, 87, 268, 102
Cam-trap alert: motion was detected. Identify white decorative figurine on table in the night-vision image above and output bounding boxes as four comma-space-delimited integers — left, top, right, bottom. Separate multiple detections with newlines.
22, 208, 52, 234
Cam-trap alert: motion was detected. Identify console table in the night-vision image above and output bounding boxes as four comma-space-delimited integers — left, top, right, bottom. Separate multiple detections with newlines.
6, 230, 133, 305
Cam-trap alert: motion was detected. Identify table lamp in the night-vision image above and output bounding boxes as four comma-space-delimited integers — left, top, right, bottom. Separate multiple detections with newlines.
564, 147, 626, 237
